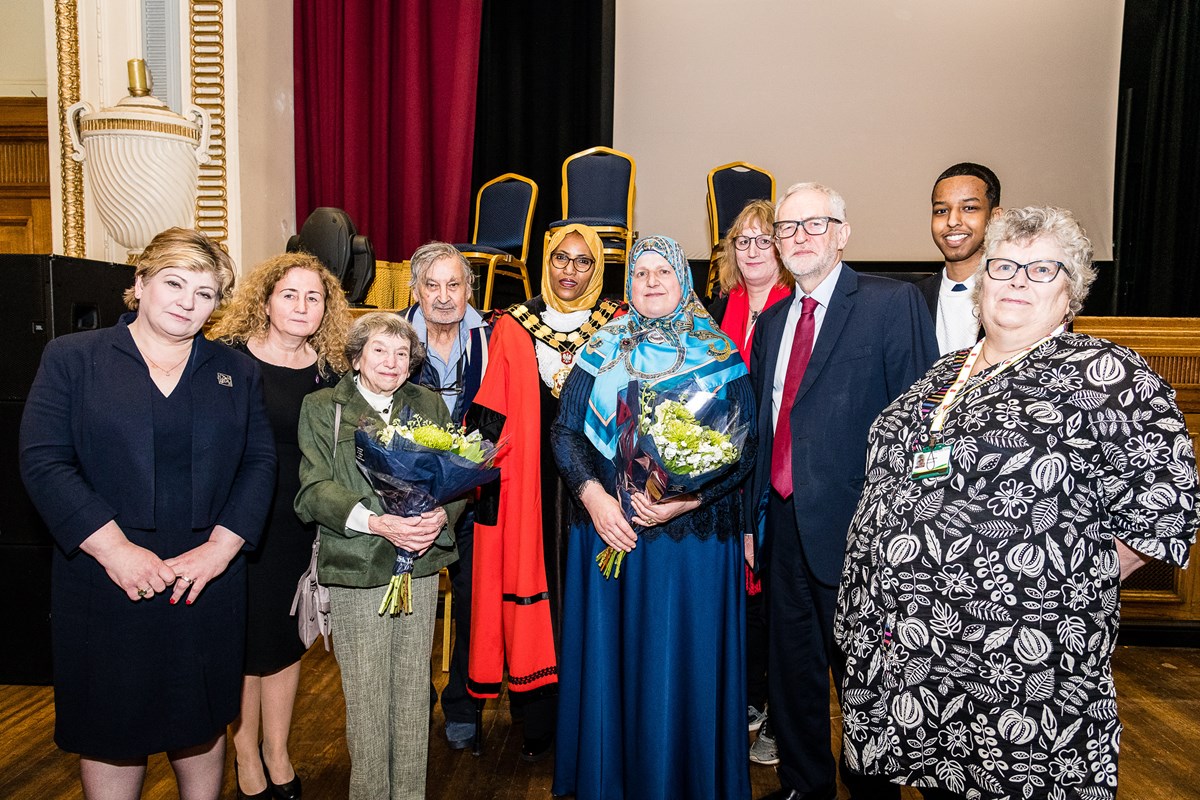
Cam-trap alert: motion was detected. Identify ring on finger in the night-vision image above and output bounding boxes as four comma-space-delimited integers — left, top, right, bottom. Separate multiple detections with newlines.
137, 587, 150, 598
180, 575, 194, 584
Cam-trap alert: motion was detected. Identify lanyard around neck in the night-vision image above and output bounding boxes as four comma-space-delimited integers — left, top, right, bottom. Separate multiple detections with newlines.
928, 325, 1065, 437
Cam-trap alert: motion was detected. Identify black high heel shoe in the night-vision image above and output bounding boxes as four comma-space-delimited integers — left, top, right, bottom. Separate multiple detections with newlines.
234, 761, 272, 800
261, 744, 302, 800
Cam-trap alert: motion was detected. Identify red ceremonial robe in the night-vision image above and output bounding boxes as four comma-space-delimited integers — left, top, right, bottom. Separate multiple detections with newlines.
467, 313, 559, 697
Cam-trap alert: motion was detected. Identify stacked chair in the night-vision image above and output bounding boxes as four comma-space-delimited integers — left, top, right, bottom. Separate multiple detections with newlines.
705, 161, 774, 299
547, 146, 637, 297
454, 173, 538, 311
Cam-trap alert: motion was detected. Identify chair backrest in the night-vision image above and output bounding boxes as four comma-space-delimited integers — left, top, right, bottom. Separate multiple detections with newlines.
561, 146, 636, 227
707, 162, 775, 247
286, 206, 376, 304
472, 173, 538, 261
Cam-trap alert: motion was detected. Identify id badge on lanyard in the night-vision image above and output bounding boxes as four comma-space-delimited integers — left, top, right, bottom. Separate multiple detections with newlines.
911, 328, 1062, 482
911, 441, 953, 481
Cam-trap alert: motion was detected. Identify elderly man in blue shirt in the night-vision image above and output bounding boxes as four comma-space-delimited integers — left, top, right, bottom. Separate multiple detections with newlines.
399, 241, 491, 749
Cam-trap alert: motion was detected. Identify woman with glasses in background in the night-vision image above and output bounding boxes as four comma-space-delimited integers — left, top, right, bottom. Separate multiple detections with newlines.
466, 223, 625, 762
834, 207, 1199, 799
706, 199, 794, 764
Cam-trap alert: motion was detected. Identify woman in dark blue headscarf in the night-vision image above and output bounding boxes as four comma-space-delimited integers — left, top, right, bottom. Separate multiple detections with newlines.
550, 236, 757, 800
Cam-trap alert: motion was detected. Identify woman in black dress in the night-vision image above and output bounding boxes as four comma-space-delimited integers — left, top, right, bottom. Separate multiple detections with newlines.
19, 227, 276, 800
211, 252, 350, 799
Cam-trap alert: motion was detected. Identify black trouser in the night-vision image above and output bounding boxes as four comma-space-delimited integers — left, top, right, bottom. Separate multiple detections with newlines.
746, 578, 770, 711
441, 507, 475, 724
766, 491, 898, 800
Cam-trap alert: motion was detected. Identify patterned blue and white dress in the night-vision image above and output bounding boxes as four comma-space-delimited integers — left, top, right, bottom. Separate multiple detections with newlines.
835, 332, 1199, 800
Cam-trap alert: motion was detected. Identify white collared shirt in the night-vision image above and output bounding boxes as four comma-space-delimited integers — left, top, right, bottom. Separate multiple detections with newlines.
935, 269, 980, 355
771, 262, 843, 429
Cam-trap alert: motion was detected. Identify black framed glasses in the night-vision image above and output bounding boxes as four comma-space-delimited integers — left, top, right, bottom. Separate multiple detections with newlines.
984, 259, 1069, 283
774, 217, 843, 239
431, 353, 465, 395
550, 251, 596, 272
732, 234, 774, 251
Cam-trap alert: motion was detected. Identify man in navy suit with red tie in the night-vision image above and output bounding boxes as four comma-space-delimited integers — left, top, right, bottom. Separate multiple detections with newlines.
745, 183, 938, 800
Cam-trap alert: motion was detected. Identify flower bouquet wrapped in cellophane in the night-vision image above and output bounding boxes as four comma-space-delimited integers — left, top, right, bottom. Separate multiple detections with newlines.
597, 379, 749, 579
355, 409, 502, 614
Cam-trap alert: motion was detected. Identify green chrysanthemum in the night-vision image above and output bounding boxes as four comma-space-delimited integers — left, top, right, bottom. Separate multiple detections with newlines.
410, 424, 455, 451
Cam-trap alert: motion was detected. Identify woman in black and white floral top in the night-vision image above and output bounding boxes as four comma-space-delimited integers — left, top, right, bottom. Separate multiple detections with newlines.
834, 206, 1199, 800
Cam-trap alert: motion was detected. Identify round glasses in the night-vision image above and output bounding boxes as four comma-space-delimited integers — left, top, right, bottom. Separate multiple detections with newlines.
732, 234, 774, 251
773, 217, 842, 239
984, 259, 1068, 283
550, 251, 596, 272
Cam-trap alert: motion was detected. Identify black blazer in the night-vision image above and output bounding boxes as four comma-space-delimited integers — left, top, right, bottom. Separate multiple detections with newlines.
19, 318, 277, 554
744, 265, 937, 585
916, 271, 941, 321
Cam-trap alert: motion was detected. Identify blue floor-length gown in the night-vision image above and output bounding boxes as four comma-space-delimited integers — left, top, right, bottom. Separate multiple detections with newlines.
550, 369, 756, 800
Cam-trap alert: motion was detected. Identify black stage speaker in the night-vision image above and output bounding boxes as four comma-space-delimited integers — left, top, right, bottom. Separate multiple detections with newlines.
0, 254, 135, 400
0, 254, 134, 684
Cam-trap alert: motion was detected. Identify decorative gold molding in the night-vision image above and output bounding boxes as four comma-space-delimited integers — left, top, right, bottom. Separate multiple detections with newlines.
190, 1, 228, 244
80, 118, 202, 140
54, 0, 84, 257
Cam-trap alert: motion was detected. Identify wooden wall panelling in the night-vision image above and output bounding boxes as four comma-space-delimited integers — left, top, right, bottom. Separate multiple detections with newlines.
0, 98, 52, 255
1074, 317, 1200, 623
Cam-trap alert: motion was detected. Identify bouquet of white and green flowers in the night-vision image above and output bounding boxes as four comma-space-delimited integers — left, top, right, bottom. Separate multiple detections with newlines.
355, 410, 502, 614
596, 379, 748, 579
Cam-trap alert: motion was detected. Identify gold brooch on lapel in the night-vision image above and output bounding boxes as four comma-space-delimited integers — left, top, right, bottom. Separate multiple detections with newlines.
217, 373, 233, 387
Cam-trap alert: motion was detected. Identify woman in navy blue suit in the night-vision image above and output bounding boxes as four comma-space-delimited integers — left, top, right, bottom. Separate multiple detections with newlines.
19, 227, 276, 800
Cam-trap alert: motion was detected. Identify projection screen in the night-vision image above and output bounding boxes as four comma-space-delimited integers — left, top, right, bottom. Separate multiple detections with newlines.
613, 0, 1123, 262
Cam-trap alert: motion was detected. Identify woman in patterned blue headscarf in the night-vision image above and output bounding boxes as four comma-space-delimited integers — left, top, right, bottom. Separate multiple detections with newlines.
550, 235, 757, 800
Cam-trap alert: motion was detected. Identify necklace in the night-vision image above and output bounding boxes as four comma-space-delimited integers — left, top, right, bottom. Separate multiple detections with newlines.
142, 348, 192, 376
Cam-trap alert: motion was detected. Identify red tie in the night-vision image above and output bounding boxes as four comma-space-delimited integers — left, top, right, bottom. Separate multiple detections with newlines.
770, 296, 818, 498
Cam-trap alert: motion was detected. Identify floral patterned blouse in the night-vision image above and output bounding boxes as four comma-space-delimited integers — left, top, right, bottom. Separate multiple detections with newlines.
834, 332, 1199, 800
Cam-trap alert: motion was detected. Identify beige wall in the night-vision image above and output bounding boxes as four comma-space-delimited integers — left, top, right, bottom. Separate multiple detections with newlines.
614, 0, 1123, 261
1, 2, 47, 97
231, 0, 298, 271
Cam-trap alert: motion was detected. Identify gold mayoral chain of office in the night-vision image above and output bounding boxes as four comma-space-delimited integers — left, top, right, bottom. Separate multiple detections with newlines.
511, 299, 623, 397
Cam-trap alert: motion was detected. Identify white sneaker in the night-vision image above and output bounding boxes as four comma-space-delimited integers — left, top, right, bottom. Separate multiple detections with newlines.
747, 705, 767, 732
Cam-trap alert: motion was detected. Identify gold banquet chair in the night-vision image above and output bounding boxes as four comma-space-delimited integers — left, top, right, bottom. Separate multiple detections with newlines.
454, 173, 537, 311
547, 145, 637, 297
705, 161, 774, 299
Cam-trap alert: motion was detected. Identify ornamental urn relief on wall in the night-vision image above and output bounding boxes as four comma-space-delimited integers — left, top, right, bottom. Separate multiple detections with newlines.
67, 59, 212, 256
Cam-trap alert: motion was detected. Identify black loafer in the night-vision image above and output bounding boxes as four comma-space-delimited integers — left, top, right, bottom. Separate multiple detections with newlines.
520, 733, 554, 763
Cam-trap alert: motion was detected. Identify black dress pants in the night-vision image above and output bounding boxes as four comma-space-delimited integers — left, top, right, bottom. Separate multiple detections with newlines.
766, 491, 899, 800
441, 507, 475, 724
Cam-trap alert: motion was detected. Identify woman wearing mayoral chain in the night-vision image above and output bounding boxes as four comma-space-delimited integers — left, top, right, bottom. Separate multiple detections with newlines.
466, 223, 624, 761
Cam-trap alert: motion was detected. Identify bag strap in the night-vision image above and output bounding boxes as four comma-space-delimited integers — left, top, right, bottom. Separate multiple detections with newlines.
312, 401, 344, 556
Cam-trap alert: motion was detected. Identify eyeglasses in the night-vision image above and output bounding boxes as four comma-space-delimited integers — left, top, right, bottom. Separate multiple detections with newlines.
550, 251, 596, 272
431, 353, 465, 396
984, 259, 1069, 283
773, 217, 843, 239
732, 234, 775, 251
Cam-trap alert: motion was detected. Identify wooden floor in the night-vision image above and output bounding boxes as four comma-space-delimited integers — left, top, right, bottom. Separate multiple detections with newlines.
2, 625, 1199, 799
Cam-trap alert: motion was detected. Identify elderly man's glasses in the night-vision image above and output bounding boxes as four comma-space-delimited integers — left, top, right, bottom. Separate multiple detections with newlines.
732, 234, 774, 251
774, 217, 843, 239
550, 251, 596, 272
984, 259, 1068, 283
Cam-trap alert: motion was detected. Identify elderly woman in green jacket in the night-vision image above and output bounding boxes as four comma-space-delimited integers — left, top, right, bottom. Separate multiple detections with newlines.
295, 312, 462, 800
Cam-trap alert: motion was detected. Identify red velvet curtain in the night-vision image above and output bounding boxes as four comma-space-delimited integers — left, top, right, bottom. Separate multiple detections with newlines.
294, 0, 482, 262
